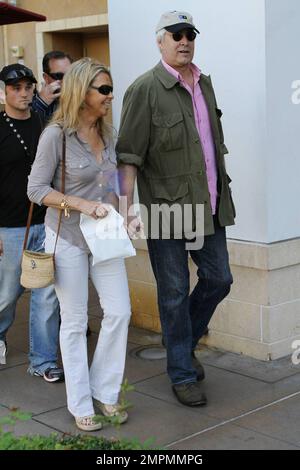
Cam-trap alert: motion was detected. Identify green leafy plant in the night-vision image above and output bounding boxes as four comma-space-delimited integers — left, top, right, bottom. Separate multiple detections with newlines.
0, 408, 32, 429
0, 380, 158, 450
0, 432, 155, 450
94, 378, 136, 427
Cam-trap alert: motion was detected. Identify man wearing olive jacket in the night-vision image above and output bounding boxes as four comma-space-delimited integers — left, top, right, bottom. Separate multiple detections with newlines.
116, 11, 235, 407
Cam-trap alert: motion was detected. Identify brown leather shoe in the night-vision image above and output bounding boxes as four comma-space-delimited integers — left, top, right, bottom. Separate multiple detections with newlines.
172, 381, 207, 407
192, 351, 205, 381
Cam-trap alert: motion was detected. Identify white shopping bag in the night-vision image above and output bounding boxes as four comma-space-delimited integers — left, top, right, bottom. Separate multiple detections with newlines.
79, 207, 136, 265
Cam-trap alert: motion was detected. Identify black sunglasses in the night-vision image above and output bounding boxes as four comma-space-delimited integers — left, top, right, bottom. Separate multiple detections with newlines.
47, 72, 65, 80
90, 85, 113, 95
172, 30, 197, 42
4, 69, 35, 80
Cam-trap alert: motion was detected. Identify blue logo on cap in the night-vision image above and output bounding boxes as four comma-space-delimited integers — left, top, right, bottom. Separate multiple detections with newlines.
179, 15, 188, 20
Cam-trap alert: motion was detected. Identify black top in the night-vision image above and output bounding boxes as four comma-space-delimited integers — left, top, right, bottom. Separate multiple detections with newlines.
0, 110, 46, 227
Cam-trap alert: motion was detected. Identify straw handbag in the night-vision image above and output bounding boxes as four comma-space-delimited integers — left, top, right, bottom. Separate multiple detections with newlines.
20, 133, 66, 289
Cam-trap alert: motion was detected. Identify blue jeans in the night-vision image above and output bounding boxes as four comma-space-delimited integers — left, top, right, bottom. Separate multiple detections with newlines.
0, 224, 60, 373
147, 216, 233, 385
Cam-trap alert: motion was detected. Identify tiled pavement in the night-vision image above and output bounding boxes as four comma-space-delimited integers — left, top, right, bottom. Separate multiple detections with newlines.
1, 286, 300, 450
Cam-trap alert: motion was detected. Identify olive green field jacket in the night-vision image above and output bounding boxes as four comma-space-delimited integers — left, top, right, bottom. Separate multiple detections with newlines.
116, 61, 235, 236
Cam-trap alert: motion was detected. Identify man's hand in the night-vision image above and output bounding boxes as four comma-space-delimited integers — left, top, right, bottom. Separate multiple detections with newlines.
125, 215, 144, 239
38, 81, 61, 105
0, 239, 3, 256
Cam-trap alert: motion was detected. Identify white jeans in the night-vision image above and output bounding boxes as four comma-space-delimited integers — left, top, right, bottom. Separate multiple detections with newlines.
45, 227, 131, 418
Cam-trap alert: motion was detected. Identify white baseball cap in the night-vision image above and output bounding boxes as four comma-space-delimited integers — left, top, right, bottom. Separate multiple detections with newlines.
156, 10, 199, 34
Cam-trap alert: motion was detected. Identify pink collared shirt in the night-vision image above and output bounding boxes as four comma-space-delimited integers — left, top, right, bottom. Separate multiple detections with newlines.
161, 59, 218, 215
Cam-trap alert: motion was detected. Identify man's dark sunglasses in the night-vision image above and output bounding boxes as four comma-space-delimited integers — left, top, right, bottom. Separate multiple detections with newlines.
172, 30, 197, 42
90, 85, 113, 95
47, 72, 65, 80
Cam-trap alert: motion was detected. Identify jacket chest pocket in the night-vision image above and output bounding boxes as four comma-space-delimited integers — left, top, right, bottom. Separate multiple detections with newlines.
152, 112, 184, 152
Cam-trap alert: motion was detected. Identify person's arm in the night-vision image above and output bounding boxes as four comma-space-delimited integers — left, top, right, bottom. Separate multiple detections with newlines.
27, 127, 109, 219
31, 82, 61, 125
102, 191, 119, 212
33, 81, 61, 107
118, 164, 142, 237
42, 190, 108, 219
118, 163, 137, 209
101, 138, 122, 212
116, 82, 151, 236
31, 94, 49, 124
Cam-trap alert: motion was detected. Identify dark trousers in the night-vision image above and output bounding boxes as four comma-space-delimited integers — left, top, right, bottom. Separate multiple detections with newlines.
147, 216, 233, 385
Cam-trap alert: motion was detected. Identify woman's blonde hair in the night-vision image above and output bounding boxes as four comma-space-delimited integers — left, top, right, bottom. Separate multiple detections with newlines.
51, 57, 112, 138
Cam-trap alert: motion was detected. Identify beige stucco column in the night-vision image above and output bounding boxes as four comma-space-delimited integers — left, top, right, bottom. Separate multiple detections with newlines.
126, 238, 300, 361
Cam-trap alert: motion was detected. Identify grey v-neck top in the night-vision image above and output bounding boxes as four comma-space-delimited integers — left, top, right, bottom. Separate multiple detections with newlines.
27, 124, 118, 250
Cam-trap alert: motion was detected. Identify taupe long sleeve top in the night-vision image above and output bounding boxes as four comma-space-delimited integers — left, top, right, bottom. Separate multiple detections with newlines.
28, 124, 118, 250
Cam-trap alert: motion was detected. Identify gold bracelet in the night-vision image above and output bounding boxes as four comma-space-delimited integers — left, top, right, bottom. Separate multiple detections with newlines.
60, 196, 70, 218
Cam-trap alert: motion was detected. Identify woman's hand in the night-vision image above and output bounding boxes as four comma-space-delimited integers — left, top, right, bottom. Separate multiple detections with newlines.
79, 200, 110, 220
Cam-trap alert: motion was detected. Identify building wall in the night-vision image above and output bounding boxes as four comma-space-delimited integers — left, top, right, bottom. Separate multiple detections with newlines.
265, 0, 300, 241
1, 0, 107, 74
127, 238, 300, 361
19, 0, 106, 19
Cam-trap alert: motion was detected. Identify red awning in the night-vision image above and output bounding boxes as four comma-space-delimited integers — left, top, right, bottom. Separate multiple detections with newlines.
0, 1, 46, 25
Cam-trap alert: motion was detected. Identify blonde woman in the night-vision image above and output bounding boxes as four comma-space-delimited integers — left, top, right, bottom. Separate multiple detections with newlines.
28, 58, 131, 431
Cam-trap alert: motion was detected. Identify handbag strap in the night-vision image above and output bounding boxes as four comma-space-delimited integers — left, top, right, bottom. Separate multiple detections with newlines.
23, 132, 66, 254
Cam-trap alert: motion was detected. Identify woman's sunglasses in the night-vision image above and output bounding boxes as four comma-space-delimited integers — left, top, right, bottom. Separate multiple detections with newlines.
171, 30, 197, 42
90, 85, 113, 95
